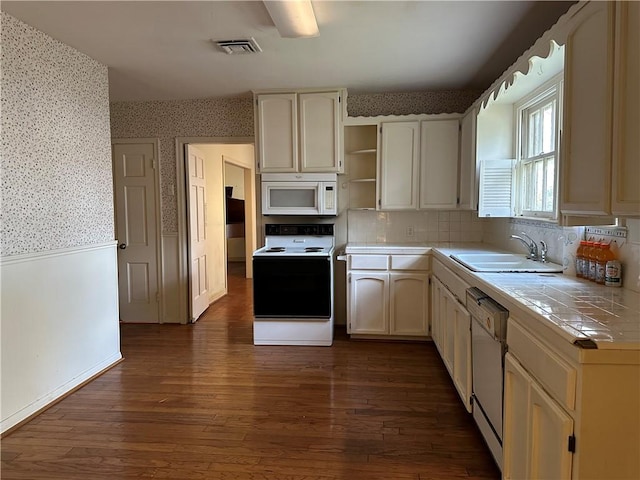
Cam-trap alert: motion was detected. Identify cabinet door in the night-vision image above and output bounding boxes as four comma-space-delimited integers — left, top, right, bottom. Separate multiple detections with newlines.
504, 353, 533, 480
431, 277, 443, 352
441, 288, 455, 376
529, 381, 574, 480
452, 300, 472, 412
380, 122, 420, 210
389, 273, 429, 336
299, 92, 342, 173
561, 1, 615, 215
348, 272, 388, 334
419, 120, 459, 209
611, 1, 640, 215
503, 353, 574, 480
257, 94, 298, 172
459, 108, 477, 210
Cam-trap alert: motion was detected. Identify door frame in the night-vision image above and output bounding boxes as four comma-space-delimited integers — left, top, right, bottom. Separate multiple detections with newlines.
223, 154, 257, 277
175, 137, 255, 324
112, 137, 163, 323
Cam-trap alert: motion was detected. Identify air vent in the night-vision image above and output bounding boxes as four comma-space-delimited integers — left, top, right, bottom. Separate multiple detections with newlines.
215, 38, 262, 54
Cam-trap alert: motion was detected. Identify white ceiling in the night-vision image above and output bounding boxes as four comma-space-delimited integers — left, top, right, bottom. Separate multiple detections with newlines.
2, 1, 575, 102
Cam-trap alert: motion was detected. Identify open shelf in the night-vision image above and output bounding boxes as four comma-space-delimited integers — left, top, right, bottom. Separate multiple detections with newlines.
345, 124, 378, 210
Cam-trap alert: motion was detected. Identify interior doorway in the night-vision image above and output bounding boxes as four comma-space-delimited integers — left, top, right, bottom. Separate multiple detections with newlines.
176, 138, 256, 324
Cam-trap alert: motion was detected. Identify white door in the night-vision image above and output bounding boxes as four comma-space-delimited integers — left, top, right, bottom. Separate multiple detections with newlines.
186, 145, 210, 322
112, 142, 160, 323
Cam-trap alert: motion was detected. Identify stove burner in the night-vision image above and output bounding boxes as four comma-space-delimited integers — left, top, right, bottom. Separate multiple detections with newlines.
305, 247, 324, 253
266, 247, 285, 253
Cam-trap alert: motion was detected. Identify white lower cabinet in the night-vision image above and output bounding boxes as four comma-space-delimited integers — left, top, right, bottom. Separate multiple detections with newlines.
505, 314, 640, 480
348, 272, 388, 335
430, 275, 472, 412
348, 254, 429, 338
389, 273, 429, 336
503, 352, 574, 480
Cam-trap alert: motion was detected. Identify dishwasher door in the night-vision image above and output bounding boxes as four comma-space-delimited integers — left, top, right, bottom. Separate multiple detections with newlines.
472, 316, 505, 439
467, 287, 509, 471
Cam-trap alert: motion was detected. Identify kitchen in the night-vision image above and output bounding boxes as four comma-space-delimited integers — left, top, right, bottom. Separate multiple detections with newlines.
1, 1, 639, 479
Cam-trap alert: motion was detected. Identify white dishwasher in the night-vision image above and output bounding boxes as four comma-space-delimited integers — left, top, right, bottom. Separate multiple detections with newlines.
466, 287, 509, 471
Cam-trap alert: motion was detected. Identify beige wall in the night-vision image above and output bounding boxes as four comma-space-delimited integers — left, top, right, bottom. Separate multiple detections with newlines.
225, 162, 246, 261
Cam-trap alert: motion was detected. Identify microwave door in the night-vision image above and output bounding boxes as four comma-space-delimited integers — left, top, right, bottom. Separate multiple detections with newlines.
262, 182, 320, 215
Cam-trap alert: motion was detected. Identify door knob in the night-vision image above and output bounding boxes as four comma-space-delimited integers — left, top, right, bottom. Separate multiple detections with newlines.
119, 243, 127, 250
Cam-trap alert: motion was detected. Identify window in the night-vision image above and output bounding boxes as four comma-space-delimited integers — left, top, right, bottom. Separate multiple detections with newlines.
515, 77, 563, 219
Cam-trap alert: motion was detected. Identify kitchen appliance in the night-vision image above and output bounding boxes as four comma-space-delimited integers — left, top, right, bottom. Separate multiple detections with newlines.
466, 287, 509, 471
253, 223, 335, 345
261, 173, 337, 216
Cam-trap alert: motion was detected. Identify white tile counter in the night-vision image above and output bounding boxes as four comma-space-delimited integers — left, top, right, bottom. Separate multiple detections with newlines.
434, 245, 640, 351
345, 242, 640, 352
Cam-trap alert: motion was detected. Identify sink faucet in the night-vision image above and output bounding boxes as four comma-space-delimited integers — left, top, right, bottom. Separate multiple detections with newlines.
510, 232, 539, 261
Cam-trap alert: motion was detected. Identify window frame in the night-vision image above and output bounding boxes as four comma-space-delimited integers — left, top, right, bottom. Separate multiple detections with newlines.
514, 74, 564, 221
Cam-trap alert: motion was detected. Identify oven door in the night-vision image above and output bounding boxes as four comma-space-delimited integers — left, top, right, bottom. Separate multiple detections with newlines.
253, 256, 332, 318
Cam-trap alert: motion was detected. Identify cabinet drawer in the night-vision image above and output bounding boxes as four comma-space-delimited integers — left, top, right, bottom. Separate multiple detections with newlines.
507, 317, 577, 411
432, 258, 469, 302
349, 255, 389, 270
390, 255, 430, 271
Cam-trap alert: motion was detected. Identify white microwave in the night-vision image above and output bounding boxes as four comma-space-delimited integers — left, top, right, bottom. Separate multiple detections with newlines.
261, 173, 337, 216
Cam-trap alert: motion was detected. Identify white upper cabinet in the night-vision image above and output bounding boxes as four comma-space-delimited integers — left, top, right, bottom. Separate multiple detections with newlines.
256, 90, 343, 173
379, 119, 460, 211
379, 121, 420, 210
561, 1, 615, 215
419, 119, 459, 209
299, 92, 342, 172
561, 1, 639, 217
257, 93, 298, 173
611, 1, 640, 216
458, 108, 478, 211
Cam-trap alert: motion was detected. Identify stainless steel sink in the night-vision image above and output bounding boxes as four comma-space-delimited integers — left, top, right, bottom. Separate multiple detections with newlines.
450, 253, 563, 273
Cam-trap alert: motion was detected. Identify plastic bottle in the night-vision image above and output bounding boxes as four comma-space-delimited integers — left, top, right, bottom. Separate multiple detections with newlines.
575, 241, 587, 278
605, 260, 622, 287
596, 242, 615, 284
588, 242, 600, 282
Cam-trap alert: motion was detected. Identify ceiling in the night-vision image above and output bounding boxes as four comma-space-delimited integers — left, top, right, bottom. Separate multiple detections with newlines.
2, 1, 575, 103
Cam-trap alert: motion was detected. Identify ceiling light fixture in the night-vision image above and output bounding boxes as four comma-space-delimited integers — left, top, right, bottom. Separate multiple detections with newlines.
264, 0, 319, 38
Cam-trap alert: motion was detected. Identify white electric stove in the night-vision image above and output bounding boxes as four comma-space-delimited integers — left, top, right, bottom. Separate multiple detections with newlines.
252, 224, 335, 346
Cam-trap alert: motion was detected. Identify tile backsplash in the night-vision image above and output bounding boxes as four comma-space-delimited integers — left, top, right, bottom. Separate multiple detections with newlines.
347, 212, 639, 294
483, 217, 640, 294
347, 210, 485, 244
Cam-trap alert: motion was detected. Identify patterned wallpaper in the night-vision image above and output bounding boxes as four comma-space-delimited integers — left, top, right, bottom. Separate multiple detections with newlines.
110, 98, 254, 233
0, 13, 114, 257
110, 90, 479, 234
347, 90, 482, 116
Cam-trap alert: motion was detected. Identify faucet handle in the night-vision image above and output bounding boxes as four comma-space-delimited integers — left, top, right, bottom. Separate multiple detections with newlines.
539, 241, 548, 263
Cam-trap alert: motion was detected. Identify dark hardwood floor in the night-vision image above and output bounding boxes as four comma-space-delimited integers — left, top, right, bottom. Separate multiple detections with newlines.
1, 261, 500, 479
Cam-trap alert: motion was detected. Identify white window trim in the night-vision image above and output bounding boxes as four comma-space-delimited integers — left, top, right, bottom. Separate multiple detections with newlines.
514, 73, 564, 221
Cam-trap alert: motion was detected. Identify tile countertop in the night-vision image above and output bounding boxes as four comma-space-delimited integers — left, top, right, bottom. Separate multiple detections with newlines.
345, 243, 640, 351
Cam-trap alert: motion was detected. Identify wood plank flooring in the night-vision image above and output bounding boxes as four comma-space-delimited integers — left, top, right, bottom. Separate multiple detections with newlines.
1, 262, 500, 479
